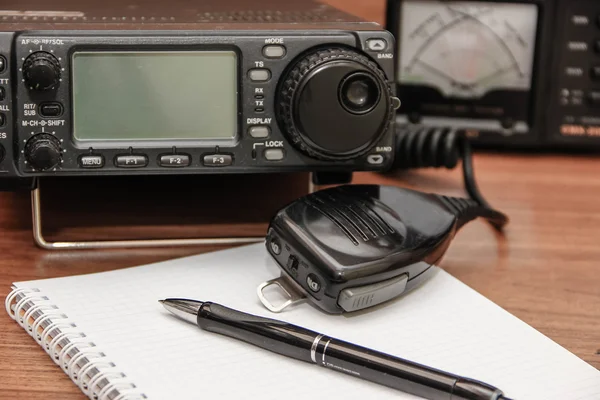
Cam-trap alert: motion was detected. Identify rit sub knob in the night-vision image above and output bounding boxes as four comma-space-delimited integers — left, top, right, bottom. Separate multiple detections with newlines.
24, 133, 62, 171
22, 51, 62, 91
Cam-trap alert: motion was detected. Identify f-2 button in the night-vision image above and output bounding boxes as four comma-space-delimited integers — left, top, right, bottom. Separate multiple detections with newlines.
159, 154, 190, 167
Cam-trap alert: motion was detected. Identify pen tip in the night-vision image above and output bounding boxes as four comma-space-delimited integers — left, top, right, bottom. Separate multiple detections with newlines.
158, 300, 165, 304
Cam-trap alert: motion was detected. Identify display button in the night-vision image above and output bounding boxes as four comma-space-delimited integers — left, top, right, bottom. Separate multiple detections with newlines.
0, 87, 5, 101
264, 148, 284, 161
367, 154, 384, 165
39, 102, 63, 117
0, 113, 5, 127
79, 155, 104, 168
203, 154, 233, 167
249, 69, 271, 82
263, 45, 286, 58
249, 125, 270, 138
159, 154, 190, 167
115, 154, 148, 168
0, 56, 6, 73
366, 38, 387, 51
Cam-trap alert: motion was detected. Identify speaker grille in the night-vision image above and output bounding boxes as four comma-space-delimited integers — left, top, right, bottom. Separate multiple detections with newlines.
197, 10, 335, 23
304, 190, 394, 246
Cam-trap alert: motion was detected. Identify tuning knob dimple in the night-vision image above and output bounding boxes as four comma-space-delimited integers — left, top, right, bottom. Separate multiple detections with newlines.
22, 51, 61, 91
24, 133, 62, 171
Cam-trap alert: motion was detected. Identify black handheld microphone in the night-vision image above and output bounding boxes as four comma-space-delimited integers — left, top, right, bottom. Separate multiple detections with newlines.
259, 184, 508, 314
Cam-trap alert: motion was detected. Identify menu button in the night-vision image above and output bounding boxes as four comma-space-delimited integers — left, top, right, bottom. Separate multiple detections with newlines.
79, 155, 104, 168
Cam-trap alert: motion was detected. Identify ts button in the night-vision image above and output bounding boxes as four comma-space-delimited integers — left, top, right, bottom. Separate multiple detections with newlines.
306, 273, 321, 292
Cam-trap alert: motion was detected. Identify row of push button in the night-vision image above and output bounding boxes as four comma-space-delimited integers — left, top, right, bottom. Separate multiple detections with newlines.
79, 153, 234, 168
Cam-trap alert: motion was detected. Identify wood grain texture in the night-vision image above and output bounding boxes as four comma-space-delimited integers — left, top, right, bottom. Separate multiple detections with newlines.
1, 1, 599, 399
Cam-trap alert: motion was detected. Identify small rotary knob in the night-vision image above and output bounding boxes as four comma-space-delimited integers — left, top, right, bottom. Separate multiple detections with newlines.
276, 47, 393, 161
24, 133, 62, 171
23, 52, 61, 91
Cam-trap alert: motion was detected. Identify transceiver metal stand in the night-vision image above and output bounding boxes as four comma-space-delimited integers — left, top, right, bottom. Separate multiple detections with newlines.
29, 173, 337, 250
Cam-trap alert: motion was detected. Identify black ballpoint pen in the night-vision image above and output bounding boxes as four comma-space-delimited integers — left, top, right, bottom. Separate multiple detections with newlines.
160, 298, 513, 400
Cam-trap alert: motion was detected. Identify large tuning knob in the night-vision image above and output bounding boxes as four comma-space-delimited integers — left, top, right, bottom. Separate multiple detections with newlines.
24, 133, 62, 171
276, 47, 393, 161
22, 51, 62, 91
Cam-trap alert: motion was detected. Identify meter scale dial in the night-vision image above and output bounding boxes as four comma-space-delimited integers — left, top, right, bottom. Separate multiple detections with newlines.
399, 2, 538, 100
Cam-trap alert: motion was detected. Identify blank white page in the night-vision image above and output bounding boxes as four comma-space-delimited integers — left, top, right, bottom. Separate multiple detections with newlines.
12, 243, 600, 399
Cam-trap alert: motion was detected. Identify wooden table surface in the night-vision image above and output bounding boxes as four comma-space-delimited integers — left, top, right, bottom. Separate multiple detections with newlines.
1, 1, 600, 399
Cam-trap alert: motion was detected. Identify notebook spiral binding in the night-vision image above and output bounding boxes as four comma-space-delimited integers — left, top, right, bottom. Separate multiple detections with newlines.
5, 286, 147, 400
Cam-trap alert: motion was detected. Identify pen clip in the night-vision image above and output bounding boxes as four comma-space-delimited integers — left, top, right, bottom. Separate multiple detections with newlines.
257, 275, 306, 313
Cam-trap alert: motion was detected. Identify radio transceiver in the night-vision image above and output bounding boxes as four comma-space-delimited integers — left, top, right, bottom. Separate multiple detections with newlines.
0, 0, 399, 190
387, 0, 600, 150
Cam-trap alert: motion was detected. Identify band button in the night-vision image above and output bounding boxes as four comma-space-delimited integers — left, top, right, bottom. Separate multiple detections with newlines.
115, 154, 148, 168
366, 38, 387, 52
367, 154, 384, 165
249, 125, 270, 138
248, 68, 271, 82
79, 155, 104, 168
159, 154, 190, 167
203, 154, 233, 167
263, 45, 286, 58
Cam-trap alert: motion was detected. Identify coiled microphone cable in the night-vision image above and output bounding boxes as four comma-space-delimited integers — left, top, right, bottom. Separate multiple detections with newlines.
390, 125, 507, 231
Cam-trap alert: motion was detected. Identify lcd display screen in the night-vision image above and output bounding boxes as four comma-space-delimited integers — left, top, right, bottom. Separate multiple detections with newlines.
72, 51, 238, 142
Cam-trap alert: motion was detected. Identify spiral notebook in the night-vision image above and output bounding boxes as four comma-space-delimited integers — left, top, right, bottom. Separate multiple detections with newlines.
5, 243, 600, 400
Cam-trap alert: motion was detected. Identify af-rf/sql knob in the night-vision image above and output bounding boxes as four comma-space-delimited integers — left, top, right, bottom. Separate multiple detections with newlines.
22, 51, 62, 91
277, 47, 394, 161
24, 133, 62, 171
